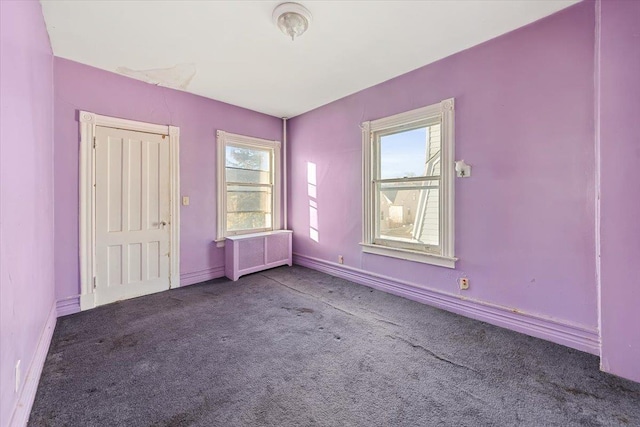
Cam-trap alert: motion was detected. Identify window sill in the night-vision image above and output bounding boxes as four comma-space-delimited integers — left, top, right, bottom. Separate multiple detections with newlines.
360, 243, 457, 269
215, 229, 292, 248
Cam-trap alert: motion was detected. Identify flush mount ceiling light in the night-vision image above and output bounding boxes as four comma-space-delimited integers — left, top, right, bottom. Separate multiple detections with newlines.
272, 2, 312, 41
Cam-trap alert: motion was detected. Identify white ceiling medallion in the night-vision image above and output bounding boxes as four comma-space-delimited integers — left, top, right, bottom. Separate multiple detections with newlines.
272, 2, 312, 41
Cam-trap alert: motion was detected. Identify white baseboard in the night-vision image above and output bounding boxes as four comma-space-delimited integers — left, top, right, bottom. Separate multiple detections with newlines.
10, 302, 57, 427
56, 296, 80, 317
180, 266, 225, 287
293, 253, 600, 355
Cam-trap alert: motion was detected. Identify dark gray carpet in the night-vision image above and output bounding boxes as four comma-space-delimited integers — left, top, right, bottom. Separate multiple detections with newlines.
30, 266, 640, 426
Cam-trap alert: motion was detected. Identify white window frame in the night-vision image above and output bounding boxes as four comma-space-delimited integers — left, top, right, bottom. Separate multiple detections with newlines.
216, 130, 281, 244
360, 98, 457, 268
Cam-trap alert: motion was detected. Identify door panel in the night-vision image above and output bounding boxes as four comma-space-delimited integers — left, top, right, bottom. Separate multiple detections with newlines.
95, 126, 170, 306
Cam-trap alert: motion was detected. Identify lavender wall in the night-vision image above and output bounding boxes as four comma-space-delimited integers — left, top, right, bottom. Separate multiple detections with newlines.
0, 1, 55, 425
289, 2, 597, 332
54, 58, 282, 303
599, 0, 640, 382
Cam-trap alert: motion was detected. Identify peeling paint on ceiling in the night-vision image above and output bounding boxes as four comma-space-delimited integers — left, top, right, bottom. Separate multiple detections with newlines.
116, 63, 197, 90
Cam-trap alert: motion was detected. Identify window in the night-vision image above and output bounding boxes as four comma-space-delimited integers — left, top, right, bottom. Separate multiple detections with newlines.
216, 131, 281, 242
361, 98, 456, 268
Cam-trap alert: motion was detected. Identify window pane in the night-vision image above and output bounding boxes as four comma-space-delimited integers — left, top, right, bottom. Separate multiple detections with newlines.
227, 185, 272, 213
379, 124, 441, 179
225, 145, 270, 171
227, 212, 271, 232
378, 180, 439, 247
226, 185, 272, 232
226, 167, 271, 184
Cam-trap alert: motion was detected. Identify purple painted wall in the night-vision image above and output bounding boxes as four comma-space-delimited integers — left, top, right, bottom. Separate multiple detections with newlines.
3, 0, 635, 399
599, 0, 640, 382
53, 58, 282, 303
289, 2, 597, 332
0, 1, 55, 425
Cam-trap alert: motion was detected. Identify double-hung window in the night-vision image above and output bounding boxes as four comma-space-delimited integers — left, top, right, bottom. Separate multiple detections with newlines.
216, 131, 281, 242
361, 98, 457, 268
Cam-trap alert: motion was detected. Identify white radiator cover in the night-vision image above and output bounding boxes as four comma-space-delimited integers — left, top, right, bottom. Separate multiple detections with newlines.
224, 230, 293, 281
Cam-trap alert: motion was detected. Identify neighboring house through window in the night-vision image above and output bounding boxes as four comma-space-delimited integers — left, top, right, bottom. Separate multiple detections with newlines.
361, 98, 457, 268
216, 131, 281, 242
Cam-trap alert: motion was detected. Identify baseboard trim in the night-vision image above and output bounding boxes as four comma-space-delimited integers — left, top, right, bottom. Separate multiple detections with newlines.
56, 296, 80, 317
57, 267, 227, 315
180, 266, 225, 287
293, 253, 600, 355
10, 301, 57, 427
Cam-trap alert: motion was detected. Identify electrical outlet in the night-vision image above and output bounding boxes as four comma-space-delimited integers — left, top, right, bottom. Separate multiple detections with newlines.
338, 255, 344, 264
182, 196, 190, 206
459, 278, 470, 290
15, 360, 21, 393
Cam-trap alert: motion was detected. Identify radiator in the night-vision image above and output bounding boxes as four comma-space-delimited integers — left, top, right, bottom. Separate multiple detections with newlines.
224, 230, 293, 281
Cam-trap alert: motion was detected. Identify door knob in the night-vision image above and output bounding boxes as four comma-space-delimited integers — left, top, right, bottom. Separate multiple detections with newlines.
160, 221, 167, 227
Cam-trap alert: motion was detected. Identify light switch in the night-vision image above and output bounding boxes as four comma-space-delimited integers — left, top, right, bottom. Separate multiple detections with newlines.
182, 196, 190, 206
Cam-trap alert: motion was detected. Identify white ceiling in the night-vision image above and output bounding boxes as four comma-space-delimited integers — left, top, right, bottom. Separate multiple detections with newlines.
41, 0, 579, 118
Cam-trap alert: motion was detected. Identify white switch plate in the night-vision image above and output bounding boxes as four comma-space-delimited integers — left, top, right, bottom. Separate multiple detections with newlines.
182, 196, 190, 206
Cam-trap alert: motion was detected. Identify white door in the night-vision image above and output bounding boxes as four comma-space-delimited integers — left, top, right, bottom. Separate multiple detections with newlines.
94, 126, 171, 306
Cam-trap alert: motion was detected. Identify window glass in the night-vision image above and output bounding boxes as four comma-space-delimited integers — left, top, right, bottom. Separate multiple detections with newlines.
377, 179, 440, 248
380, 127, 427, 179
379, 124, 440, 179
225, 145, 271, 184
225, 145, 273, 233
375, 123, 442, 251
226, 185, 273, 232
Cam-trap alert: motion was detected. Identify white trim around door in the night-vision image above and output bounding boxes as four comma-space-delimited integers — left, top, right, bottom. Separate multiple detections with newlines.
79, 111, 180, 310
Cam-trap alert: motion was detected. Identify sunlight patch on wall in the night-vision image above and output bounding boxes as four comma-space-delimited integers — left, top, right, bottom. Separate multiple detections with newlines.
307, 161, 317, 198
309, 200, 319, 242
308, 162, 319, 242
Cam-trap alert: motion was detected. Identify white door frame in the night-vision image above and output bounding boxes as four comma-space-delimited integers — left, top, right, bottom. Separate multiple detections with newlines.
79, 111, 180, 310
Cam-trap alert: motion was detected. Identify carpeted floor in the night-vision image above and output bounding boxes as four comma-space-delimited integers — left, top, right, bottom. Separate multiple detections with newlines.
29, 266, 640, 426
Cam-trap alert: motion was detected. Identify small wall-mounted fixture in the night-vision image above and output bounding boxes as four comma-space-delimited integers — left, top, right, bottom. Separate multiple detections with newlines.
273, 2, 312, 41
455, 160, 471, 178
